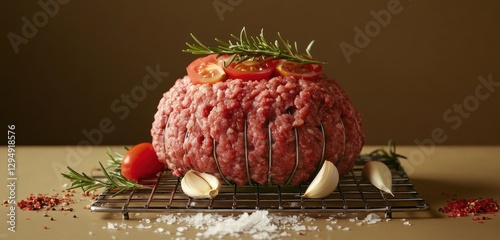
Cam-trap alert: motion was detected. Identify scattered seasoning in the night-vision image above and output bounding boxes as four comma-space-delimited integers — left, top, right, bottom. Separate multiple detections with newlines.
73, 215, 78, 218
439, 198, 499, 218
50, 217, 55, 221
43, 226, 49, 230
16, 192, 76, 211
43, 213, 49, 217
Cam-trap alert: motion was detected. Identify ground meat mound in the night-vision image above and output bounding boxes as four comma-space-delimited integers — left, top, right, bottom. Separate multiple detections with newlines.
151, 76, 364, 186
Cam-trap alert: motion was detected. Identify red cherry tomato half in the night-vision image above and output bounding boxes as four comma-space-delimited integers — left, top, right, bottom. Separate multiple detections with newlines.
274, 60, 322, 81
222, 57, 275, 81
121, 142, 165, 182
186, 54, 227, 84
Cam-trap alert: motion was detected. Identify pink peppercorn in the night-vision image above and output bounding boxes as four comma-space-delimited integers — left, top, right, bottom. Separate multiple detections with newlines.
439, 198, 499, 218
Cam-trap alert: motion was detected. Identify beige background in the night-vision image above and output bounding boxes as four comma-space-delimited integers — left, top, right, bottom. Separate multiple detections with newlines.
2, 0, 499, 146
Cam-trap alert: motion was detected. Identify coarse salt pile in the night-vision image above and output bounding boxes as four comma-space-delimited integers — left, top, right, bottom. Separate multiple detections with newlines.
102, 211, 398, 238
102, 211, 326, 239
201, 211, 277, 239
155, 210, 303, 239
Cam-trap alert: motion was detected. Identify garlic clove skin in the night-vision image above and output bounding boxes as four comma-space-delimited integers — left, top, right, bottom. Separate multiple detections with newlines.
303, 161, 340, 198
181, 170, 221, 199
362, 161, 394, 196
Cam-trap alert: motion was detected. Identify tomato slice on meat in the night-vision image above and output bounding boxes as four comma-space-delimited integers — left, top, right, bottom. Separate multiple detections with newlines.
274, 60, 322, 81
222, 57, 275, 81
186, 54, 227, 84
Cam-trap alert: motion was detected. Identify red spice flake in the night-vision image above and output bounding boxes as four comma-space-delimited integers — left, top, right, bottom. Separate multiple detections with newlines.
16, 193, 76, 211
91, 166, 102, 172
43, 226, 49, 230
439, 198, 499, 218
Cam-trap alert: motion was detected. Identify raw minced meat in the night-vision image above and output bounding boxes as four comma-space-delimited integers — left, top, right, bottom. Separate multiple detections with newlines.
151, 75, 364, 185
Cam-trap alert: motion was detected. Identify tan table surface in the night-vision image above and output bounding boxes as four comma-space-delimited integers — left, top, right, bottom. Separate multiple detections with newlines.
1, 146, 500, 239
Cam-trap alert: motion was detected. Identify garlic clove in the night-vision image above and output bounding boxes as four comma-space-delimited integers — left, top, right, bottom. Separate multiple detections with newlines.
303, 161, 340, 198
362, 161, 394, 196
181, 170, 221, 199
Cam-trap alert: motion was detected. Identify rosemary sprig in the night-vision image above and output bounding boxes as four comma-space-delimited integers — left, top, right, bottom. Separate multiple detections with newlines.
62, 147, 142, 196
105, 146, 128, 170
367, 139, 407, 162
184, 27, 326, 65
61, 162, 142, 195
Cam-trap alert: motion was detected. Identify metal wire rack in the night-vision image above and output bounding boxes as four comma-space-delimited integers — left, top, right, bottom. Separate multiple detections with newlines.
90, 158, 429, 219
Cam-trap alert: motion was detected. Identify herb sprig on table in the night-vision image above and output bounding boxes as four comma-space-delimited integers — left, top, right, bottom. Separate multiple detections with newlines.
369, 139, 407, 162
61, 147, 142, 195
360, 139, 407, 162
184, 27, 326, 65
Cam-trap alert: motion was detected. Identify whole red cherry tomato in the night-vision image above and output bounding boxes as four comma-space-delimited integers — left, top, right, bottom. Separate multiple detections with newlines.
121, 142, 165, 182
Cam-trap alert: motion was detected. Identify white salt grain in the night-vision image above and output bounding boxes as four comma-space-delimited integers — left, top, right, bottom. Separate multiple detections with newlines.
293, 225, 306, 231
307, 226, 318, 231
304, 217, 315, 222
403, 221, 412, 226
107, 222, 116, 230
88, 231, 93, 236
326, 225, 333, 231
342, 227, 350, 231
364, 213, 382, 224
